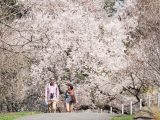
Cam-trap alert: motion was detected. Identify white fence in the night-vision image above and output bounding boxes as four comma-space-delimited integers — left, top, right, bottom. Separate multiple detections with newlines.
109, 93, 160, 115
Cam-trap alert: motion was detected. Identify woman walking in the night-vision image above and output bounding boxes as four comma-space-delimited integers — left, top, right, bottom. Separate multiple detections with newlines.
65, 83, 76, 112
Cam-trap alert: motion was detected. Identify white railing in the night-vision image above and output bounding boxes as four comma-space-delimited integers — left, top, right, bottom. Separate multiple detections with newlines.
109, 93, 160, 115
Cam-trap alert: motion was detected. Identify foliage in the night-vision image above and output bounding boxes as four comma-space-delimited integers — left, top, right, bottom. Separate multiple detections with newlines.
104, 0, 115, 11
0, 0, 26, 22
151, 106, 160, 120
112, 115, 133, 120
134, 106, 160, 120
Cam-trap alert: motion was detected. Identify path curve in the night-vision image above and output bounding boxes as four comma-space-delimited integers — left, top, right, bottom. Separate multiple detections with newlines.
16, 113, 111, 120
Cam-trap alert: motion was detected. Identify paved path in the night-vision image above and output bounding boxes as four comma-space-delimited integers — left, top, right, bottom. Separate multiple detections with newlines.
16, 113, 111, 120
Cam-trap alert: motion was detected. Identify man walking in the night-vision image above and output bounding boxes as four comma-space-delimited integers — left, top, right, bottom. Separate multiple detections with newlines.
45, 78, 60, 113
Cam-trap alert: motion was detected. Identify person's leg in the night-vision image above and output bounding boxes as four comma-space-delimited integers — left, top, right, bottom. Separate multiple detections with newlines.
48, 101, 51, 113
66, 103, 70, 112
52, 101, 57, 113
70, 103, 74, 112
68, 103, 73, 112
50, 101, 54, 113
69, 104, 71, 112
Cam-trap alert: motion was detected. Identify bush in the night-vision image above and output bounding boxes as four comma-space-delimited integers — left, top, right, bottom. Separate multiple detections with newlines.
151, 106, 160, 120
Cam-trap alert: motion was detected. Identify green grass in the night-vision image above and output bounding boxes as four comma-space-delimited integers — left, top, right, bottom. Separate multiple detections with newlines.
0, 111, 40, 120
111, 115, 134, 120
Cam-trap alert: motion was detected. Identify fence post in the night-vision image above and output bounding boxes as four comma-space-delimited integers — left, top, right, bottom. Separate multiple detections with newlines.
122, 104, 124, 115
110, 106, 112, 114
148, 95, 151, 108
130, 101, 133, 115
158, 93, 160, 108
101, 109, 102, 113
140, 99, 142, 110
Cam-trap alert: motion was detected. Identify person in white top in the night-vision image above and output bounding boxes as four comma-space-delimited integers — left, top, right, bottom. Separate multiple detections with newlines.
45, 78, 60, 113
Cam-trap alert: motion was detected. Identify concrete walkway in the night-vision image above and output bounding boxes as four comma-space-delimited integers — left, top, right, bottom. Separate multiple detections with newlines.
16, 113, 111, 120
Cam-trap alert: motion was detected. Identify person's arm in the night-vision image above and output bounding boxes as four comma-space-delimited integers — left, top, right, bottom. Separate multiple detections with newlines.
56, 84, 60, 99
74, 91, 78, 104
45, 85, 48, 104
71, 90, 76, 103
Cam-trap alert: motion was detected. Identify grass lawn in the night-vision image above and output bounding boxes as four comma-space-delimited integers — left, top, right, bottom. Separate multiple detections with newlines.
0, 111, 40, 120
111, 115, 134, 120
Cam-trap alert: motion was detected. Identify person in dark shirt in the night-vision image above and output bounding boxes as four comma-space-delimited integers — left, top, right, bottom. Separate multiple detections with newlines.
65, 83, 76, 112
